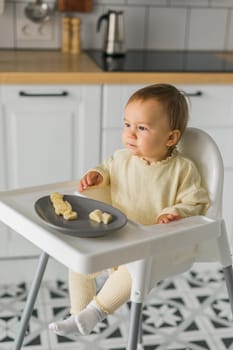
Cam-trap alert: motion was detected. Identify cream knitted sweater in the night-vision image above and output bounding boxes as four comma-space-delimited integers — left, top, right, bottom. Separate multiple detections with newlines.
90, 148, 209, 225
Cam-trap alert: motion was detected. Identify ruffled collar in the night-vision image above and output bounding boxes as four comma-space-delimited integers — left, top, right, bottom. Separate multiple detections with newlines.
138, 147, 178, 166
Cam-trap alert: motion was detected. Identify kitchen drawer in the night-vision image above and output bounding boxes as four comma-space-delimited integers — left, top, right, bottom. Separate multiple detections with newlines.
1, 84, 101, 189
179, 85, 233, 128
1, 85, 82, 103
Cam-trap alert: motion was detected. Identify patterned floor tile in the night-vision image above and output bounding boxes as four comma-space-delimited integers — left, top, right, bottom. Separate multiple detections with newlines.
0, 265, 233, 350
0, 282, 50, 350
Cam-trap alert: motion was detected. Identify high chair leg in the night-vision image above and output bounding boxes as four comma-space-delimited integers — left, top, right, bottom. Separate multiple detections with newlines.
127, 302, 143, 350
223, 265, 233, 317
138, 308, 143, 345
13, 251, 49, 350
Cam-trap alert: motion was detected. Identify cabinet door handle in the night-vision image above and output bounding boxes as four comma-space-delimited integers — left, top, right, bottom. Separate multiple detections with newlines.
19, 91, 69, 97
185, 91, 203, 97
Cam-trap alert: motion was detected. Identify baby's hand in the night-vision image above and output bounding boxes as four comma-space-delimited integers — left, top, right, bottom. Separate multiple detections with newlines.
156, 213, 181, 224
78, 171, 103, 192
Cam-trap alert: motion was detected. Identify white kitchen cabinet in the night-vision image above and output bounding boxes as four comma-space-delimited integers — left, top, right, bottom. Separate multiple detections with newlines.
0, 84, 101, 257
1, 85, 101, 189
0, 86, 8, 257
0, 87, 5, 189
101, 84, 233, 247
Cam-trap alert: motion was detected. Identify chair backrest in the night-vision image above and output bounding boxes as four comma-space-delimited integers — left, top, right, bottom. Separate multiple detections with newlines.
178, 127, 224, 219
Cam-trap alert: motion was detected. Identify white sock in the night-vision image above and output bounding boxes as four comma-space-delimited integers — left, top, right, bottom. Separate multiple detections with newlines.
49, 315, 81, 336
76, 300, 107, 335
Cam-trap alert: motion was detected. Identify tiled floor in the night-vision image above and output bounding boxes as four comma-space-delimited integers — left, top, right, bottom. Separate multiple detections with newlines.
1, 264, 233, 350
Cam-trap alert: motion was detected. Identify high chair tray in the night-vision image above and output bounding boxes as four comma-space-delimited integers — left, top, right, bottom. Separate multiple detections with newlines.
34, 195, 127, 237
0, 180, 218, 275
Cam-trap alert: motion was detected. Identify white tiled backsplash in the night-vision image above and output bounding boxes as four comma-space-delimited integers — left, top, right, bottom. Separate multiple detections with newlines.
1, 0, 233, 50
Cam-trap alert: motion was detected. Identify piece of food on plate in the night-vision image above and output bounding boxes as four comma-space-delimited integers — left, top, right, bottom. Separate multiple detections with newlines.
63, 210, 78, 220
89, 209, 103, 223
102, 212, 113, 224
89, 209, 112, 224
50, 192, 78, 220
50, 192, 63, 202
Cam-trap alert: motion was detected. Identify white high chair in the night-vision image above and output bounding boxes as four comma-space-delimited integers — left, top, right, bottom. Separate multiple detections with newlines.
125, 127, 233, 350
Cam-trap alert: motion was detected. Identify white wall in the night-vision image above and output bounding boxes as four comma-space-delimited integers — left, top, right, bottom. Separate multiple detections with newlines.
1, 0, 233, 51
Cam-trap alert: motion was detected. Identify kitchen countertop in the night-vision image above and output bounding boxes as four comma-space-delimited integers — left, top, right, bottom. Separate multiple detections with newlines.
1, 50, 233, 84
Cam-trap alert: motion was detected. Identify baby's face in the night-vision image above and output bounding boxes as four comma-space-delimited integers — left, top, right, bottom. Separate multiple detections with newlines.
122, 98, 174, 164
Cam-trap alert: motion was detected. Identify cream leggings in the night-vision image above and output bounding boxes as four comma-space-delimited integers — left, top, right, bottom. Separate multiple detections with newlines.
69, 265, 132, 315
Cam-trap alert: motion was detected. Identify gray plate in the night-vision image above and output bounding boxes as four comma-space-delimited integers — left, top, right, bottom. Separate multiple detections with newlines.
34, 195, 127, 238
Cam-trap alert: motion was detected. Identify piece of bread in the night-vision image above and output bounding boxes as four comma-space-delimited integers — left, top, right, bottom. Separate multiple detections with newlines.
89, 209, 112, 224
102, 212, 113, 224
50, 192, 63, 202
50, 192, 78, 220
63, 210, 78, 220
89, 209, 102, 223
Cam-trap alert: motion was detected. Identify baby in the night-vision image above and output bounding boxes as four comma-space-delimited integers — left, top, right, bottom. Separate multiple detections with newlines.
49, 83, 209, 337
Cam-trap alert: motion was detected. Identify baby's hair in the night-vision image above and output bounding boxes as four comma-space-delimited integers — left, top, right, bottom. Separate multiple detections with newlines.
126, 84, 189, 136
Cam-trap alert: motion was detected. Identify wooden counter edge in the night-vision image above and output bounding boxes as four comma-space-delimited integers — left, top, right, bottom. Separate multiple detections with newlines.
1, 72, 233, 84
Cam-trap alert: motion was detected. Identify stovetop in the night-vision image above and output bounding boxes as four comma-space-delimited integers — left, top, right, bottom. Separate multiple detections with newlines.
86, 50, 233, 72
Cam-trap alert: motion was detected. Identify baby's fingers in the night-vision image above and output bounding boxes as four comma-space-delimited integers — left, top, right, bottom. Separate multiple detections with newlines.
87, 172, 103, 186
157, 215, 169, 224
168, 214, 181, 221
157, 213, 181, 224
78, 179, 87, 192
86, 172, 97, 185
